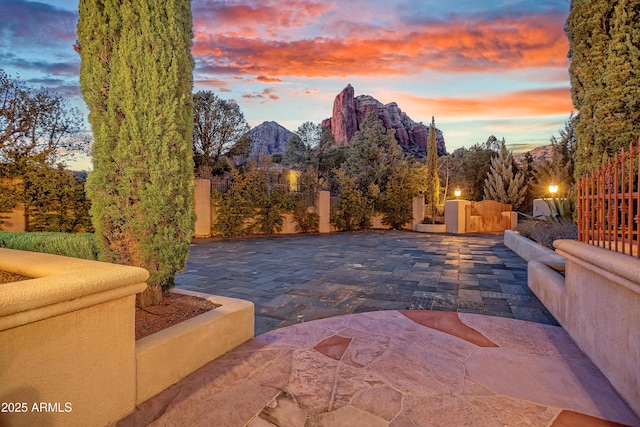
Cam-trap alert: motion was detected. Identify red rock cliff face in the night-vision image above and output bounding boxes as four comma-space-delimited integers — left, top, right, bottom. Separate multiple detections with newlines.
323, 84, 447, 158
321, 84, 357, 145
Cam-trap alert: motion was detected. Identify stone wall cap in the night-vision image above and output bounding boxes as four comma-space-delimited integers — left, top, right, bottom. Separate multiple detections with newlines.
0, 248, 149, 318
554, 240, 640, 294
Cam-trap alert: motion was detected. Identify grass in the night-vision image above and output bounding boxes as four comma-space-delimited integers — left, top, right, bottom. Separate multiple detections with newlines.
0, 231, 98, 260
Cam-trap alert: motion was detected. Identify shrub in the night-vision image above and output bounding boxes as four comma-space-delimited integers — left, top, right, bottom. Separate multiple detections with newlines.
515, 221, 577, 250
0, 231, 98, 260
288, 193, 319, 233
330, 172, 375, 231
213, 165, 289, 237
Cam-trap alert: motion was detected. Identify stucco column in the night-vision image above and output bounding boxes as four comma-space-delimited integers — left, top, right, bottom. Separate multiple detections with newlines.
412, 195, 425, 231
317, 191, 330, 233
194, 179, 211, 237
445, 200, 471, 234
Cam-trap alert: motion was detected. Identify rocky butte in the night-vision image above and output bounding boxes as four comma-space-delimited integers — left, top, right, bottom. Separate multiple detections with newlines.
248, 121, 292, 160
322, 84, 447, 158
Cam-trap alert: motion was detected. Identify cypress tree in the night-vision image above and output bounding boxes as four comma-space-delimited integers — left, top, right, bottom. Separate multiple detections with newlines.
425, 117, 440, 223
567, 0, 640, 177
78, 0, 195, 306
483, 141, 527, 211
601, 0, 640, 155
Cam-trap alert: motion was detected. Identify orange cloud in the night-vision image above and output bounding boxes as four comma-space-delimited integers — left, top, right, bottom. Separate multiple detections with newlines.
193, 1, 335, 34
194, 77, 233, 91
193, 12, 569, 78
256, 75, 283, 83
242, 87, 280, 102
402, 87, 573, 119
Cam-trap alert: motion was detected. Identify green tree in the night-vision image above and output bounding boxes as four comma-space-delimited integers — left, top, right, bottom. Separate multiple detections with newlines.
0, 69, 86, 222
20, 163, 92, 232
567, 0, 640, 176
452, 136, 500, 201
378, 160, 426, 229
425, 117, 441, 223
483, 141, 527, 210
192, 91, 251, 174
340, 113, 401, 193
78, 0, 195, 306
0, 69, 85, 163
284, 121, 320, 166
330, 171, 375, 231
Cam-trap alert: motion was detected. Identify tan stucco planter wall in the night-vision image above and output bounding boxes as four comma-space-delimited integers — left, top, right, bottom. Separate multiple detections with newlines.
414, 223, 447, 233
504, 230, 565, 268
0, 248, 149, 427
135, 289, 254, 405
528, 260, 566, 323
0, 248, 256, 425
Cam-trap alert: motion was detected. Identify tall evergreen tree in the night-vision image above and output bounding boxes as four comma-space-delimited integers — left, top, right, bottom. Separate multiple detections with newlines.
425, 117, 441, 222
340, 113, 400, 194
77, 0, 195, 306
567, 0, 640, 176
483, 141, 527, 211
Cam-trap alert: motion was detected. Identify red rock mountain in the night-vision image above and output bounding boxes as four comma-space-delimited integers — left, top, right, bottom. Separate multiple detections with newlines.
322, 84, 447, 158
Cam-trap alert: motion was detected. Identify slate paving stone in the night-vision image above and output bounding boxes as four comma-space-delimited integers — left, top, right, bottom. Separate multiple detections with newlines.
177, 230, 558, 335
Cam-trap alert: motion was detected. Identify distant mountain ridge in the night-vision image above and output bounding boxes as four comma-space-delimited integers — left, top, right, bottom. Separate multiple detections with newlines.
513, 144, 553, 165
246, 85, 448, 161
248, 121, 292, 160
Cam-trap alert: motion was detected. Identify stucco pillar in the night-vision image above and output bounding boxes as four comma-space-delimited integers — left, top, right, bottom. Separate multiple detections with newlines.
412, 195, 425, 231
317, 191, 330, 233
445, 200, 471, 234
0, 178, 26, 232
194, 179, 211, 237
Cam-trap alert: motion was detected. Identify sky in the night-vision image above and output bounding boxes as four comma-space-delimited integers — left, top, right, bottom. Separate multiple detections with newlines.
0, 0, 574, 170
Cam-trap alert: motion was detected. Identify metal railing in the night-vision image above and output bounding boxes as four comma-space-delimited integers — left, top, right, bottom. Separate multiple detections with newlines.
577, 138, 640, 256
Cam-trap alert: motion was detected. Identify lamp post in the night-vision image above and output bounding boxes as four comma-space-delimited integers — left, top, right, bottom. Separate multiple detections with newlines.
549, 184, 558, 196
454, 188, 461, 199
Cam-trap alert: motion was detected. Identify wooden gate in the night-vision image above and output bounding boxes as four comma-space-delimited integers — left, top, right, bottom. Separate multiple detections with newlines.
465, 200, 512, 233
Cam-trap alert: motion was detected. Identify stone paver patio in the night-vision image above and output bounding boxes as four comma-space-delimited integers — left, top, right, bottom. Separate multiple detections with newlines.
119, 231, 640, 426
176, 231, 558, 335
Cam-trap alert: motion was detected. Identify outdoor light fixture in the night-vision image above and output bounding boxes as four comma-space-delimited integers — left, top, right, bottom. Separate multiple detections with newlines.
454, 188, 461, 198
549, 184, 559, 195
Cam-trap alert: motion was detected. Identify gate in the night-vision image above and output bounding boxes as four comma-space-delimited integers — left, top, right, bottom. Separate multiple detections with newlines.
465, 200, 512, 233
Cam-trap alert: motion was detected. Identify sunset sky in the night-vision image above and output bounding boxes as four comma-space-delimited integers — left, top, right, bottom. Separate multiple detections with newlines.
0, 0, 574, 169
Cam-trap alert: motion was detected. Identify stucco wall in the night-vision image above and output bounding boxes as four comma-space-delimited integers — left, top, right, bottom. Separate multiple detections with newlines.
0, 248, 148, 427
135, 290, 254, 404
552, 240, 640, 417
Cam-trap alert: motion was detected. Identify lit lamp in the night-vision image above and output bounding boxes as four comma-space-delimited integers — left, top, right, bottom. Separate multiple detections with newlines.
548, 183, 559, 195
454, 188, 461, 199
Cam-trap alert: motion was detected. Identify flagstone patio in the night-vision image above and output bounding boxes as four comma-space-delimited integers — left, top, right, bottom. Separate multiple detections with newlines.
119, 310, 639, 426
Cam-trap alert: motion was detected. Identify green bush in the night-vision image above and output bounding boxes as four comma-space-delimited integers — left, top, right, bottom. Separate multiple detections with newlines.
213, 165, 288, 237
330, 172, 375, 231
288, 193, 319, 233
0, 231, 98, 260
515, 221, 577, 250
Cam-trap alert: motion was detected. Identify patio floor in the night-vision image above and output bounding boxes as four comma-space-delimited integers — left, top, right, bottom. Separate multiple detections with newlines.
175, 231, 558, 335
120, 231, 639, 426
120, 310, 639, 426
